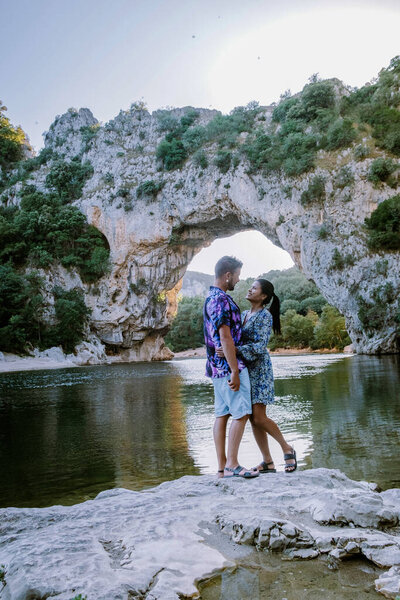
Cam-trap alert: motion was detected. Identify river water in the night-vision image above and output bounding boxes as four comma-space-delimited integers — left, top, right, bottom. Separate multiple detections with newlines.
0, 354, 398, 599
0, 353, 399, 508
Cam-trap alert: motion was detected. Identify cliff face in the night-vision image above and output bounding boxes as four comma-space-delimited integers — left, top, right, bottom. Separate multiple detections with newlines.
181, 271, 214, 298
11, 104, 400, 357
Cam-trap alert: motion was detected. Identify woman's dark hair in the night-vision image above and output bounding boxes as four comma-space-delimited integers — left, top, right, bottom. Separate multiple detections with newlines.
256, 279, 281, 335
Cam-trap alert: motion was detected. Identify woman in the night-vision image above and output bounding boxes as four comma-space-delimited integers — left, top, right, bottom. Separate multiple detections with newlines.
217, 279, 297, 473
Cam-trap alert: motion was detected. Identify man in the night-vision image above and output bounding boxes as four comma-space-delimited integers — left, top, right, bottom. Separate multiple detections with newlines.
203, 256, 258, 479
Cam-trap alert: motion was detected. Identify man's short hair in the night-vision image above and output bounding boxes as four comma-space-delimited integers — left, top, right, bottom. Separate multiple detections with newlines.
215, 256, 243, 278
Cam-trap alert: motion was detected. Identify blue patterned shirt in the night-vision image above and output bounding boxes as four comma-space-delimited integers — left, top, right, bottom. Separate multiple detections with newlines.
203, 286, 246, 378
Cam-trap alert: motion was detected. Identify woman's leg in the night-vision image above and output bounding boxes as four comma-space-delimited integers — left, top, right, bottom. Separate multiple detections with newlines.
250, 403, 296, 470
250, 415, 274, 467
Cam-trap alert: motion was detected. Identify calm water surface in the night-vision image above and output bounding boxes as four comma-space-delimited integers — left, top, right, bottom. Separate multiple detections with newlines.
0, 353, 399, 508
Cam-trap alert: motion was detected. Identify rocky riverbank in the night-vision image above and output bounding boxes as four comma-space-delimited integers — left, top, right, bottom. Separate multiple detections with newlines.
0, 469, 399, 599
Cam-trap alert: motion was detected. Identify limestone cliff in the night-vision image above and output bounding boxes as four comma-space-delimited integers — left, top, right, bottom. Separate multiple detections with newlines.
4, 91, 400, 358
181, 271, 213, 298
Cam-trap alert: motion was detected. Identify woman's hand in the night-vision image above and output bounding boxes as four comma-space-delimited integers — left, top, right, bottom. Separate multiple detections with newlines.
216, 346, 239, 357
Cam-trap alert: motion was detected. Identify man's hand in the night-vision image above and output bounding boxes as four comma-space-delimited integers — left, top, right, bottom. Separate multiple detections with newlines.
216, 345, 225, 358
228, 369, 240, 391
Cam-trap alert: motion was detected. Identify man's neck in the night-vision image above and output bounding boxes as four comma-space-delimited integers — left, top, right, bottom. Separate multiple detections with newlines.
214, 279, 228, 293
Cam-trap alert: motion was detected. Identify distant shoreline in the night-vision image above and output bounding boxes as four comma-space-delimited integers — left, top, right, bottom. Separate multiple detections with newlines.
171, 346, 353, 359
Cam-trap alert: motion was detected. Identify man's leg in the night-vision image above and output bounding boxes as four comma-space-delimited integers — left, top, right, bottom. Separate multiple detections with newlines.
213, 414, 229, 474
225, 414, 248, 469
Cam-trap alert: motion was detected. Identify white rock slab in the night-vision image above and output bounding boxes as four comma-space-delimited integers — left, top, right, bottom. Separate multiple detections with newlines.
0, 469, 399, 599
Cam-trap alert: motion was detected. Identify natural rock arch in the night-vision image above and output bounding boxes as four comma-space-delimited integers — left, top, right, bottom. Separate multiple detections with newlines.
7, 103, 400, 357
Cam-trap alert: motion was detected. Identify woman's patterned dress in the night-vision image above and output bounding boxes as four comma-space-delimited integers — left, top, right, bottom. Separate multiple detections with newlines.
237, 308, 274, 405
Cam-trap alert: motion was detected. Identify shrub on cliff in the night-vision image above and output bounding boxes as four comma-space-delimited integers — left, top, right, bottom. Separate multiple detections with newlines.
367, 158, 398, 186
156, 109, 199, 170
214, 150, 231, 173
365, 195, 400, 250
156, 138, 187, 170
136, 180, 164, 199
45, 157, 94, 202
300, 176, 326, 206
325, 118, 356, 150
357, 283, 396, 331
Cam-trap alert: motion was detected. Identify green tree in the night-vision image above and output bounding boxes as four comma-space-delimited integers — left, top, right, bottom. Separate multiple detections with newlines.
52, 287, 91, 353
313, 305, 351, 350
165, 296, 204, 352
0, 265, 46, 352
281, 309, 315, 348
0, 100, 27, 172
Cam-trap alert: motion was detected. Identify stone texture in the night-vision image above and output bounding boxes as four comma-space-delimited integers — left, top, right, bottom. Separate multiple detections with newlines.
0, 469, 399, 599
4, 104, 400, 358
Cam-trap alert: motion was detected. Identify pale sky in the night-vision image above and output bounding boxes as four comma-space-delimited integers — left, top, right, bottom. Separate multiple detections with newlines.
1, 0, 399, 275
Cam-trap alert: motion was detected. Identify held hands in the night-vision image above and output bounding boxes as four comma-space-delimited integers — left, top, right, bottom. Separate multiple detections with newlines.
228, 370, 240, 391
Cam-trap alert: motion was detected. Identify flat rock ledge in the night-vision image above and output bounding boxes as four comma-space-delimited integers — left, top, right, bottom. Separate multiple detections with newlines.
0, 469, 399, 600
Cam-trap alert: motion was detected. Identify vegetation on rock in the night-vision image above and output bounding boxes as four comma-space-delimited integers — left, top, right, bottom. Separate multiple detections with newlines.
365, 195, 400, 251
136, 180, 164, 199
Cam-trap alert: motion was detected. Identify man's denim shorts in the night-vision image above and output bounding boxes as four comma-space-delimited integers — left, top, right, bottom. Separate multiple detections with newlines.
212, 368, 252, 420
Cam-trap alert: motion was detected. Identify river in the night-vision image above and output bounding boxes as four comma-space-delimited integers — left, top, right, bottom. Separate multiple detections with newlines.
0, 353, 398, 508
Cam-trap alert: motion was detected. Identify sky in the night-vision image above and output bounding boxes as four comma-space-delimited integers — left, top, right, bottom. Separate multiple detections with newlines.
1, 0, 400, 276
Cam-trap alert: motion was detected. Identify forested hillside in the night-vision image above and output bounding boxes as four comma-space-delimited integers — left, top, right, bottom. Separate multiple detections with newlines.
165, 267, 351, 352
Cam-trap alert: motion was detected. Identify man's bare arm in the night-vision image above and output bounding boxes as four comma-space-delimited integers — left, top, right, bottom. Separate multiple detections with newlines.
219, 325, 240, 391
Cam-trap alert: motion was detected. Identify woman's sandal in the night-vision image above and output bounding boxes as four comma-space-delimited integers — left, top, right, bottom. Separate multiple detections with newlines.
224, 465, 259, 479
284, 448, 297, 473
252, 461, 277, 473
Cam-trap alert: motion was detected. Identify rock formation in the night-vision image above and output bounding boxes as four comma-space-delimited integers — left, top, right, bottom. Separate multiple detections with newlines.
4, 98, 400, 359
0, 469, 399, 599
181, 270, 213, 298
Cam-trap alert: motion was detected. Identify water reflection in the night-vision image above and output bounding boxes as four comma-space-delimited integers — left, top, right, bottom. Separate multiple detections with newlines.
0, 364, 199, 507
199, 554, 382, 600
0, 354, 398, 507
307, 355, 400, 487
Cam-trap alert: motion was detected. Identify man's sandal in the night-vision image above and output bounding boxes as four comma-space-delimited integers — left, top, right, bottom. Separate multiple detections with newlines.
252, 461, 277, 473
224, 465, 259, 479
284, 448, 297, 473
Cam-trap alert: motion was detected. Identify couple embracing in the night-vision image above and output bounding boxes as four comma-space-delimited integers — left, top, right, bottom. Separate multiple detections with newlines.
203, 255, 297, 479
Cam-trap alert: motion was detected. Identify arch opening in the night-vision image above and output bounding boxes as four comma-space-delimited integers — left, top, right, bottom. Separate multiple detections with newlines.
188, 230, 294, 279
